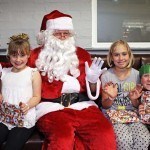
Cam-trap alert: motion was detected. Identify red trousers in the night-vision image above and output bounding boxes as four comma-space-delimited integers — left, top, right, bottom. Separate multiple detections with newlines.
37, 106, 116, 150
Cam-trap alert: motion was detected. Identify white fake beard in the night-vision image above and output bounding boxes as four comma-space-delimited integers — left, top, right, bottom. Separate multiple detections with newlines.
36, 33, 80, 82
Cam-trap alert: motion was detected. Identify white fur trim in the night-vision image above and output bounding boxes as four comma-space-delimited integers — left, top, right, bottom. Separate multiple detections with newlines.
35, 102, 64, 120
86, 77, 101, 100
46, 17, 73, 30
61, 75, 80, 93
35, 101, 98, 120
68, 101, 98, 110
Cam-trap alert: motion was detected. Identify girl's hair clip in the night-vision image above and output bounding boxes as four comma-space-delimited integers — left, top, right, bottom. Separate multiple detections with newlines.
9, 33, 29, 42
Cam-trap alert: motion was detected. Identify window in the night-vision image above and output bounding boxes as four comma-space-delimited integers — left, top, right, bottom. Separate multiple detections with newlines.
92, 0, 150, 49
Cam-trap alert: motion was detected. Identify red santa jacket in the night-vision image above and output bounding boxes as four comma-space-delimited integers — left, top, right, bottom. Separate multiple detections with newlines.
28, 46, 92, 100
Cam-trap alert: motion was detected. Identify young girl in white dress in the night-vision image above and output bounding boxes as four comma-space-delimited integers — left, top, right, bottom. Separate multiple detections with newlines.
0, 33, 41, 150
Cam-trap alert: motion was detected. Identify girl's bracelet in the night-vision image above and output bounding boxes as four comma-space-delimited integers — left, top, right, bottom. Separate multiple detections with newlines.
108, 96, 115, 101
25, 103, 30, 110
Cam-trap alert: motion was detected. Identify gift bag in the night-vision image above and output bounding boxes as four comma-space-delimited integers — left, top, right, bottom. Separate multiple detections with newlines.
0, 101, 24, 127
106, 109, 139, 124
140, 91, 150, 124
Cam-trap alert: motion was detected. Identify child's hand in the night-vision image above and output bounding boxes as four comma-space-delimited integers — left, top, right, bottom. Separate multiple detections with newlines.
129, 84, 143, 101
103, 82, 118, 100
139, 104, 145, 115
19, 102, 30, 115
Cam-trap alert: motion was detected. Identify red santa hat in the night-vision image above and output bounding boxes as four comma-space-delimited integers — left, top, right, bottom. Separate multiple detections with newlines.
40, 10, 74, 31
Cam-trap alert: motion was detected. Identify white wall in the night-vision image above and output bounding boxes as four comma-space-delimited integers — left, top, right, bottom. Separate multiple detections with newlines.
0, 0, 92, 49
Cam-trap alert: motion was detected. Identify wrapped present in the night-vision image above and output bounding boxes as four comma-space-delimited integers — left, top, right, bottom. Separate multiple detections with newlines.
0, 101, 24, 127
106, 109, 139, 124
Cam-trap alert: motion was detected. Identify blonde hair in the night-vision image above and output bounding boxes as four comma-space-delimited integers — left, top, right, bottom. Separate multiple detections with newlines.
107, 40, 134, 68
7, 33, 30, 56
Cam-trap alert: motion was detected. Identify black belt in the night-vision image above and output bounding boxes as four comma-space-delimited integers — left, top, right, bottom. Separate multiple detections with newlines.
41, 93, 90, 107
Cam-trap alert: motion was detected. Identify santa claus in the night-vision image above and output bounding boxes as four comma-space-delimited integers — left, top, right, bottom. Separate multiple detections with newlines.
28, 10, 116, 150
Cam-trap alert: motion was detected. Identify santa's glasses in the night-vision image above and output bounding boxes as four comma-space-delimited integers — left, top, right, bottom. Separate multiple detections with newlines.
53, 31, 71, 38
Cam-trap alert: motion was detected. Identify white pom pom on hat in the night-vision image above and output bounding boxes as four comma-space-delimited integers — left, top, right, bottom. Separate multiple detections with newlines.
40, 10, 74, 31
